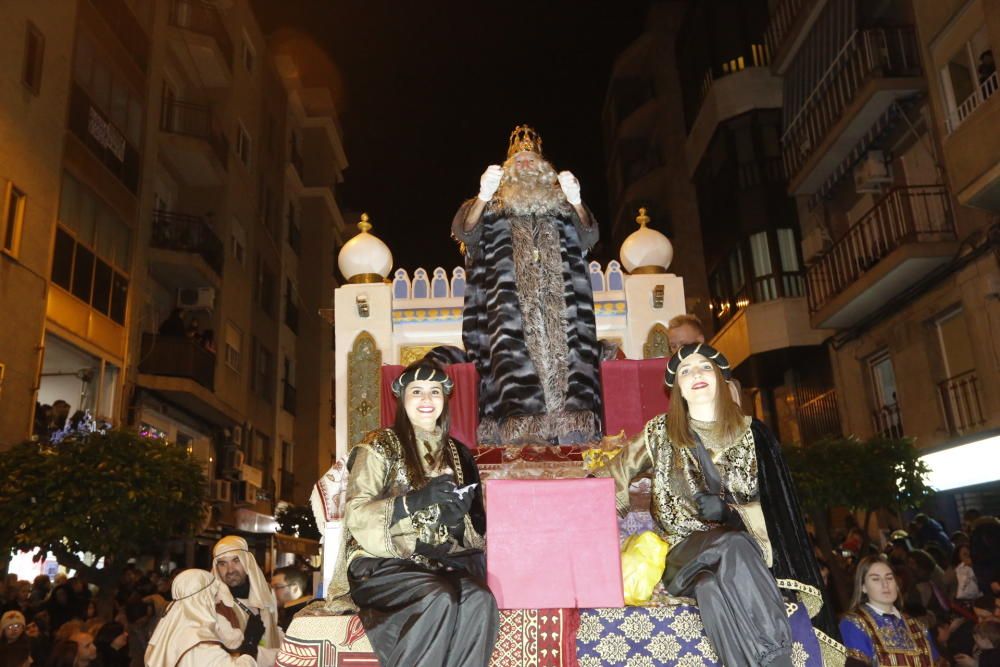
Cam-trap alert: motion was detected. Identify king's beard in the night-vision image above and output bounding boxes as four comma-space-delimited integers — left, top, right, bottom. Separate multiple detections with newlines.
496, 158, 567, 217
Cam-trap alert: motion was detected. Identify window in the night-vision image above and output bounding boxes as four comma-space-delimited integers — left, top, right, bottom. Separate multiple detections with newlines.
242, 34, 255, 73
941, 25, 996, 132
224, 321, 242, 371
255, 257, 276, 317
934, 307, 975, 378
868, 350, 902, 438
3, 183, 26, 255
252, 339, 273, 402
230, 218, 246, 265
22, 21, 44, 94
282, 356, 296, 415
284, 278, 299, 333
236, 122, 252, 168
251, 431, 268, 468
287, 201, 300, 253
53, 172, 131, 323
72, 32, 143, 146
749, 231, 776, 302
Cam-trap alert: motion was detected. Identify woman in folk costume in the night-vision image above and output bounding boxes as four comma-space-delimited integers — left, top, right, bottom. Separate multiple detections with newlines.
145, 569, 265, 666
320, 360, 498, 666
595, 343, 844, 666
840, 556, 946, 666
211, 536, 282, 654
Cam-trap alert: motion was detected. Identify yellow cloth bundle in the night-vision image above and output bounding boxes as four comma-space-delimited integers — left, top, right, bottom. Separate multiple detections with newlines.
621, 530, 670, 605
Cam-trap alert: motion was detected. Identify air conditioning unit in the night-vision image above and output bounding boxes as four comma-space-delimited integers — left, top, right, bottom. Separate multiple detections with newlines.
211, 479, 231, 503
177, 287, 215, 310
222, 448, 245, 479
854, 151, 892, 193
234, 481, 260, 505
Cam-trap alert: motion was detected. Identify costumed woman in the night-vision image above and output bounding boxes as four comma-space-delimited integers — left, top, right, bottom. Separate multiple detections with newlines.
595, 343, 843, 666
840, 555, 946, 666
145, 569, 263, 666
319, 360, 499, 667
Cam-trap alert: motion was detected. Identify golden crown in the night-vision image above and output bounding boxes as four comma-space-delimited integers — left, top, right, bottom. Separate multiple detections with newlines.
507, 124, 543, 159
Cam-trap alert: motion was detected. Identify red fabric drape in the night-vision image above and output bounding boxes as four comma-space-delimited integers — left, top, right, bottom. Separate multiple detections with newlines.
380, 363, 479, 448
599, 359, 671, 438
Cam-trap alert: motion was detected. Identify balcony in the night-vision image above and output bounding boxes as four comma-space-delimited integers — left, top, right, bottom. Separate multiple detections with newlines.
167, 0, 233, 88
149, 210, 224, 288
88, 0, 149, 72
67, 83, 141, 194
873, 402, 903, 439
139, 333, 215, 390
782, 28, 924, 196
159, 99, 228, 186
939, 370, 986, 436
797, 388, 841, 444
765, 0, 828, 74
710, 297, 829, 372
806, 185, 957, 329
942, 70, 1000, 212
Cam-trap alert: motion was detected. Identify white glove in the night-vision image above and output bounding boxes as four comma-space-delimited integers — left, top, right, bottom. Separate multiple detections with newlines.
478, 165, 503, 202
558, 171, 582, 205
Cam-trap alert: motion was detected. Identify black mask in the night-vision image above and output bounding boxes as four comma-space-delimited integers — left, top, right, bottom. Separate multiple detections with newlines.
228, 579, 251, 600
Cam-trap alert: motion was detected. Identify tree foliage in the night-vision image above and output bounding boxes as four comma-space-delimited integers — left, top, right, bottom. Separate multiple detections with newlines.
783, 434, 933, 516
0, 427, 208, 579
275, 504, 320, 541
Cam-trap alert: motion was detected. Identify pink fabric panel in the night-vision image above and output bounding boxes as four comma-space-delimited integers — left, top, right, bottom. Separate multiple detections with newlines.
599, 359, 671, 437
486, 478, 624, 609
379, 363, 479, 448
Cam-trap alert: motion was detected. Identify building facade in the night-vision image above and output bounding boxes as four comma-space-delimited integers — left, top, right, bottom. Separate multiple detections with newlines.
0, 0, 348, 551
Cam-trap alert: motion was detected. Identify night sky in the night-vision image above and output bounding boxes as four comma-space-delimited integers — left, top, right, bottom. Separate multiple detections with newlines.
254, 1, 651, 272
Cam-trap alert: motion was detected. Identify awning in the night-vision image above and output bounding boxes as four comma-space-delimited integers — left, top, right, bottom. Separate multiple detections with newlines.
274, 533, 320, 557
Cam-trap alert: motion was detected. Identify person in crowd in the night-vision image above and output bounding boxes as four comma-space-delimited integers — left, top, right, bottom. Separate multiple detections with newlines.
1, 611, 30, 650
2, 583, 33, 622
44, 586, 76, 635
145, 569, 263, 667
184, 318, 201, 344
321, 360, 498, 666
840, 555, 946, 666
595, 343, 836, 666
48, 402, 71, 435
92, 621, 128, 667
201, 329, 216, 353
912, 514, 954, 554
666, 313, 706, 355
451, 125, 601, 444
67, 632, 96, 667
269, 568, 311, 633
955, 544, 984, 605
955, 619, 1000, 667
212, 537, 281, 657
27, 578, 49, 617
43, 640, 78, 667
970, 517, 1000, 601
1, 641, 32, 667
157, 309, 185, 337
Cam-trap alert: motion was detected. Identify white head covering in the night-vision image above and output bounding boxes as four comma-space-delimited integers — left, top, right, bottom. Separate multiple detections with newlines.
145, 569, 240, 667
212, 535, 281, 648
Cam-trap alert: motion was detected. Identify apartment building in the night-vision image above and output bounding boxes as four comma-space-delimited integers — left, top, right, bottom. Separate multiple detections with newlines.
674, 0, 839, 445
766, 0, 1000, 512
603, 3, 711, 324
0, 1, 348, 546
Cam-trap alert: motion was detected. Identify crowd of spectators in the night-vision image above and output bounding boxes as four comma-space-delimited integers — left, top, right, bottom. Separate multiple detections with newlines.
0, 558, 315, 667
827, 509, 1000, 665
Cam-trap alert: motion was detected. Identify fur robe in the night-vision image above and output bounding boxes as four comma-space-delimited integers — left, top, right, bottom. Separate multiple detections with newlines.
451, 198, 602, 444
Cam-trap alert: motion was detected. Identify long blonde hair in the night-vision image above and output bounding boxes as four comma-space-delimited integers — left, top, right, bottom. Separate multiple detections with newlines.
666, 361, 745, 448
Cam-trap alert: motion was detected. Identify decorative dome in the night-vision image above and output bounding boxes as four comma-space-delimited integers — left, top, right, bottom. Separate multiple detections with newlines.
338, 213, 393, 283
620, 208, 673, 274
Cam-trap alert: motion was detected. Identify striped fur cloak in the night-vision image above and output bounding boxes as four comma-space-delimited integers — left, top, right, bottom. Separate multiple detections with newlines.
451, 198, 602, 444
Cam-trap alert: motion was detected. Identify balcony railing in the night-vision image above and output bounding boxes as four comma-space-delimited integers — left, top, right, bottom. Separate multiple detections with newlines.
806, 186, 955, 314
764, 0, 807, 63
939, 370, 985, 435
68, 84, 141, 194
139, 333, 215, 390
168, 0, 233, 70
282, 381, 297, 416
89, 0, 149, 72
873, 402, 904, 439
160, 99, 229, 169
798, 388, 842, 444
151, 209, 224, 277
782, 28, 921, 182
691, 43, 772, 122
947, 70, 999, 133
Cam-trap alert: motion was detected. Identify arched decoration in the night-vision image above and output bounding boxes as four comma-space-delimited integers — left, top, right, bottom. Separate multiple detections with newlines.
431, 267, 449, 298
643, 322, 671, 359
392, 269, 411, 299
588, 260, 605, 293
451, 267, 466, 298
348, 331, 382, 448
607, 260, 624, 291
412, 268, 429, 299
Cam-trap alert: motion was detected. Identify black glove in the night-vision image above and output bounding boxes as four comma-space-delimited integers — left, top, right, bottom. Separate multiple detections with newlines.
415, 540, 453, 560
392, 474, 456, 523
437, 489, 474, 528
238, 610, 264, 658
695, 492, 729, 522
